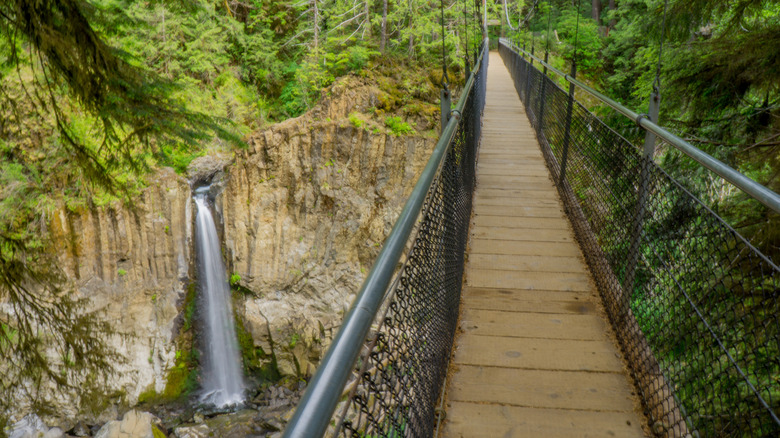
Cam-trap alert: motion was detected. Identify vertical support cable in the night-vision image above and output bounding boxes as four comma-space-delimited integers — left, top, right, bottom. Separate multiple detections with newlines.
624, 0, 669, 295
525, 38, 535, 111
475, 0, 483, 63
463, 0, 471, 76
440, 0, 451, 134
537, 6, 554, 136
482, 0, 487, 39
558, 63, 577, 184
559, 0, 582, 184
624, 89, 660, 298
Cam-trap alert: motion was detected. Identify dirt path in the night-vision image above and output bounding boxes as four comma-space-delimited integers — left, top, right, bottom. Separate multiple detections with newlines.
439, 52, 647, 438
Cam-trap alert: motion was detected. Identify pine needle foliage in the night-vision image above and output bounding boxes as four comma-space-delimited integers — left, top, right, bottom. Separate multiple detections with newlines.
0, 0, 237, 422
0, 0, 239, 193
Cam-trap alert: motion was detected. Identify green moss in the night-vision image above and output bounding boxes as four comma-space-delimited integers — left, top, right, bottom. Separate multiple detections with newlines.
117, 268, 127, 276
137, 384, 158, 404
234, 312, 281, 382
182, 282, 197, 331
151, 425, 167, 438
161, 348, 198, 400
137, 281, 200, 404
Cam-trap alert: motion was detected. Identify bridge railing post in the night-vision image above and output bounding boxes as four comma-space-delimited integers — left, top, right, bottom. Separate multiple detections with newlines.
525, 45, 534, 112
440, 88, 451, 135
537, 52, 549, 137
558, 62, 577, 184
623, 88, 660, 301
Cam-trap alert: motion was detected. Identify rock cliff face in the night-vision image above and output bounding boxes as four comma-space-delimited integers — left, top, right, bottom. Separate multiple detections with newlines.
7, 76, 435, 427
45, 168, 192, 419
219, 78, 435, 377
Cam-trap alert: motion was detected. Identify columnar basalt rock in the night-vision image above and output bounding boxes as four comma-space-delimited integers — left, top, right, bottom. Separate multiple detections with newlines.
6, 77, 435, 429
219, 80, 435, 379
43, 168, 193, 422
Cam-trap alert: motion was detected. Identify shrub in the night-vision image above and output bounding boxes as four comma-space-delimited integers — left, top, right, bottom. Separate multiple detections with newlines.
385, 116, 414, 136
348, 112, 365, 128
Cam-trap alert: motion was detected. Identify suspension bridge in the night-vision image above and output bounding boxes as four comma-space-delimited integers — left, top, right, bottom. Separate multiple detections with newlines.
283, 39, 780, 437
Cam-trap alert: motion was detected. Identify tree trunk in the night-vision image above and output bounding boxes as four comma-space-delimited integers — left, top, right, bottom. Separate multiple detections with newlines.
608, 0, 617, 29
161, 8, 168, 75
313, 0, 319, 54
363, 0, 371, 39
591, 0, 602, 25
380, 0, 388, 53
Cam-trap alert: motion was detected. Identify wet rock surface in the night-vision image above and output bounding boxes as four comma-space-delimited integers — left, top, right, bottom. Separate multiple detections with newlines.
5, 384, 305, 437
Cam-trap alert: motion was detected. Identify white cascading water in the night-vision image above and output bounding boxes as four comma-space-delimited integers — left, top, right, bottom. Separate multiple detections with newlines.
193, 188, 245, 407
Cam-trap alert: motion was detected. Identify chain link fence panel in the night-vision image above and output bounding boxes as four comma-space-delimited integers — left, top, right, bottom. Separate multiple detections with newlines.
500, 41, 780, 438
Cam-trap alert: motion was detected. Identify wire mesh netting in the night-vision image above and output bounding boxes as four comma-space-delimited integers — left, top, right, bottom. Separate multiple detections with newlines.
326, 51, 487, 437
500, 41, 780, 438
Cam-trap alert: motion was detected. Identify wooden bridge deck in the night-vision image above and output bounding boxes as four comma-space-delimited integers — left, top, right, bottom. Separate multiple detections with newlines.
440, 53, 647, 437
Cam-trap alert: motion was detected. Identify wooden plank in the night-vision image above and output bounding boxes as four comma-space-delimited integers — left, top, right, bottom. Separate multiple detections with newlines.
474, 193, 561, 207
461, 288, 595, 315
474, 197, 560, 208
459, 309, 607, 340
477, 174, 552, 184
447, 366, 638, 412
467, 253, 586, 273
452, 335, 624, 372
472, 204, 564, 218
477, 182, 556, 192
468, 239, 581, 257
478, 168, 550, 177
463, 286, 592, 306
478, 159, 547, 165
474, 188, 560, 198
479, 174, 559, 187
471, 227, 574, 243
442, 403, 645, 438
466, 269, 591, 291
471, 215, 568, 229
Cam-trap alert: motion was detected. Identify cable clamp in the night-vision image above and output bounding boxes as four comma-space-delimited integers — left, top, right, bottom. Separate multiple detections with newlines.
635, 113, 650, 126
450, 109, 462, 120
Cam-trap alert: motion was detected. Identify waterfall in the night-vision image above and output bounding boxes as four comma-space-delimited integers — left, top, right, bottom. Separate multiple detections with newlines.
193, 187, 245, 407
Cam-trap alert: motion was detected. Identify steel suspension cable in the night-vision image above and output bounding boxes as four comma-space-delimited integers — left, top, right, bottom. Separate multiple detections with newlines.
572, 0, 583, 68
463, 0, 470, 70
653, 0, 671, 92
503, 0, 541, 31
544, 2, 553, 54
440, 0, 449, 87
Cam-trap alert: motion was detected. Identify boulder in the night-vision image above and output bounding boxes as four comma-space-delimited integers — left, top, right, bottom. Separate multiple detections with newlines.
173, 424, 209, 438
7, 415, 64, 438
93, 410, 158, 438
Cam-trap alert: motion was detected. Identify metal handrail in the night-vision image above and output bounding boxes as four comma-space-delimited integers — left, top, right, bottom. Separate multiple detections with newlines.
499, 38, 780, 214
282, 39, 488, 438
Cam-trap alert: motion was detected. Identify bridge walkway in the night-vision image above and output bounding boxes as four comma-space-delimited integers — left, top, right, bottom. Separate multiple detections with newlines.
440, 52, 647, 437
